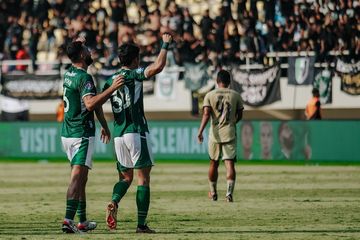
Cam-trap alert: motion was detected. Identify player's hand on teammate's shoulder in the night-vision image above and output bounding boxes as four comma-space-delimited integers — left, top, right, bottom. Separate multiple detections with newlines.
162, 33, 173, 43
110, 74, 125, 91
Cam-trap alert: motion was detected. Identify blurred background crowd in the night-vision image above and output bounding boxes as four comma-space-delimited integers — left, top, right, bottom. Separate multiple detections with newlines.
0, 0, 359, 71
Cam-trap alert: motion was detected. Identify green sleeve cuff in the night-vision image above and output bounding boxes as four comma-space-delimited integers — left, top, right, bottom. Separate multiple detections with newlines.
161, 42, 169, 50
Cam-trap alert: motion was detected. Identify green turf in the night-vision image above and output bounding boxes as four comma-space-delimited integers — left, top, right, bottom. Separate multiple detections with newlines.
0, 162, 359, 240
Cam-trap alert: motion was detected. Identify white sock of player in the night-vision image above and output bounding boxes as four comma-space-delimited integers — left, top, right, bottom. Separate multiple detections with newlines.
209, 181, 217, 194
226, 180, 235, 196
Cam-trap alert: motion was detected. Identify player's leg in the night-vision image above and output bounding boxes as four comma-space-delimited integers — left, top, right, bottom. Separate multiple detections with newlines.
113, 136, 134, 204
75, 170, 97, 232
107, 168, 133, 230
62, 165, 87, 233
62, 137, 95, 233
222, 139, 237, 202
224, 160, 236, 202
133, 132, 155, 233
208, 139, 220, 201
112, 168, 133, 204
106, 136, 134, 230
136, 167, 155, 233
76, 168, 88, 225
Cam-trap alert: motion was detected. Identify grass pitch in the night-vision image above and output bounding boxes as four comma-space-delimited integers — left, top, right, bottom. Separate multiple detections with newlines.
0, 162, 359, 240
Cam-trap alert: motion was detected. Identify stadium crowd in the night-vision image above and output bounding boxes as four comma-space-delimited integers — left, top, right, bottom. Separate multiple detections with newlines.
0, 0, 359, 70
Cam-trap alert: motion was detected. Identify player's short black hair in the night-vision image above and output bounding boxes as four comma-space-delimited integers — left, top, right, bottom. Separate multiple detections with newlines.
118, 43, 140, 67
312, 88, 320, 97
217, 70, 231, 86
66, 41, 83, 63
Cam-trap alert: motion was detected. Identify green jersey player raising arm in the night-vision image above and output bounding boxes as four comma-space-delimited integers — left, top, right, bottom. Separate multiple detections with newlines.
104, 33, 172, 233
61, 38, 124, 233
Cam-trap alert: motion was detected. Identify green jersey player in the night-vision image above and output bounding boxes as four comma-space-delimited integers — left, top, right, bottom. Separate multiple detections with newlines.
61, 38, 124, 233
105, 33, 173, 233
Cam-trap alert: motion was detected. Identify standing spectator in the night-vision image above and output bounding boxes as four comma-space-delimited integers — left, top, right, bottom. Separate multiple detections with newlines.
305, 88, 322, 120
110, 0, 128, 26
200, 9, 213, 39
56, 98, 64, 122
15, 44, 30, 71
178, 31, 203, 63
182, 8, 196, 35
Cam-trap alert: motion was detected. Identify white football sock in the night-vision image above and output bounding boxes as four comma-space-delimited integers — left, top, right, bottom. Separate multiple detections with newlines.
209, 181, 217, 194
226, 180, 235, 196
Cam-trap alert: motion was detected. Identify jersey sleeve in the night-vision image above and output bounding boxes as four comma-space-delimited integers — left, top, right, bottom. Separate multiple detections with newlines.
237, 94, 244, 110
128, 67, 148, 81
203, 92, 211, 108
80, 74, 97, 98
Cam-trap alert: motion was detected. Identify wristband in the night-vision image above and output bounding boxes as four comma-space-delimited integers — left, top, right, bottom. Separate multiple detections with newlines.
161, 42, 169, 50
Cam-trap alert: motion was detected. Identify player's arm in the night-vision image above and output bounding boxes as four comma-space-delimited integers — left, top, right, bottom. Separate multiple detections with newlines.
310, 101, 321, 119
95, 106, 111, 144
236, 107, 244, 123
236, 97, 244, 123
197, 106, 211, 143
83, 75, 124, 112
144, 33, 172, 78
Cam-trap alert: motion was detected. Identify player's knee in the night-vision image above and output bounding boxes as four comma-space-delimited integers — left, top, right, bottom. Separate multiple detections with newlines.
138, 176, 150, 186
120, 171, 134, 183
210, 160, 219, 168
123, 176, 133, 184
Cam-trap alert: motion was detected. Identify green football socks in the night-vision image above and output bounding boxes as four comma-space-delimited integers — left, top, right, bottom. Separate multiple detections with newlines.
65, 199, 79, 220
112, 180, 130, 203
136, 185, 150, 226
77, 200, 86, 223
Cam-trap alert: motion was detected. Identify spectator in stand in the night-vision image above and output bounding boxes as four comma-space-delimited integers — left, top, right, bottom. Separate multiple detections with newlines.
182, 8, 196, 35
15, 44, 30, 71
178, 31, 203, 63
0, 0, 358, 66
200, 10, 213, 40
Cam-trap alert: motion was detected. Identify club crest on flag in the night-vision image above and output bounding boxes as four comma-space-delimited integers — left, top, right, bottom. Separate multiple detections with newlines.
295, 57, 310, 85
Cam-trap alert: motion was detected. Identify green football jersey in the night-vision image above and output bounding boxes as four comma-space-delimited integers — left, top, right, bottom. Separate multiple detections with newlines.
61, 65, 97, 138
103, 67, 149, 137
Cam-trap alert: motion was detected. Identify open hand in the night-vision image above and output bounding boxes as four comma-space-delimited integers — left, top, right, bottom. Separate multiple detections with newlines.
162, 33, 173, 43
100, 127, 111, 144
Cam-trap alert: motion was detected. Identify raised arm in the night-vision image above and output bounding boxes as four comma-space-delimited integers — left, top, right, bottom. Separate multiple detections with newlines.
144, 33, 173, 78
83, 75, 124, 112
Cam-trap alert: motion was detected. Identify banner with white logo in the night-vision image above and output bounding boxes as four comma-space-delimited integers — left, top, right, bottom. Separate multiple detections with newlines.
155, 69, 178, 100
336, 59, 360, 95
184, 62, 210, 91
230, 65, 281, 106
313, 69, 332, 104
288, 56, 315, 85
1, 72, 62, 99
